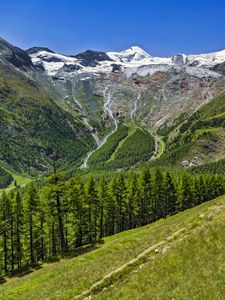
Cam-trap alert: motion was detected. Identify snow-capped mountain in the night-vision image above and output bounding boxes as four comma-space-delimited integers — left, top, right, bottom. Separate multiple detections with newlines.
187, 49, 225, 67
27, 45, 225, 80
1, 36, 225, 132
23, 42, 225, 129
107, 46, 152, 63
0, 37, 225, 172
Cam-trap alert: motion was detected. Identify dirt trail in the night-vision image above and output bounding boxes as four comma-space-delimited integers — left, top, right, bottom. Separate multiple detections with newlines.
74, 227, 186, 299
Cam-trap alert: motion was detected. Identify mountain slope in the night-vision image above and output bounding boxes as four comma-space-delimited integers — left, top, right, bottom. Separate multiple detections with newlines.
98, 197, 225, 300
88, 124, 155, 170
28, 43, 225, 130
0, 37, 225, 177
0, 61, 94, 176
157, 92, 225, 167
1, 194, 225, 300
0, 38, 35, 71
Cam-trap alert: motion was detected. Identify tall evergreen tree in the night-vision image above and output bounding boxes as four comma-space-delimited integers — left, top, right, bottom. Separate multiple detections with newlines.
45, 170, 67, 254
138, 168, 152, 225
107, 178, 117, 236
151, 168, 164, 220
66, 176, 86, 247
126, 172, 138, 229
164, 172, 177, 217
98, 177, 108, 238
86, 176, 99, 243
179, 175, 194, 211
14, 190, 23, 269
0, 192, 12, 273
24, 183, 39, 264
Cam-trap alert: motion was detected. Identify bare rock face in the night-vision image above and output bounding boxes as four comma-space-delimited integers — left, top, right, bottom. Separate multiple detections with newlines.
0, 38, 35, 70
211, 62, 225, 75
171, 54, 187, 66
75, 50, 112, 67
26, 47, 55, 55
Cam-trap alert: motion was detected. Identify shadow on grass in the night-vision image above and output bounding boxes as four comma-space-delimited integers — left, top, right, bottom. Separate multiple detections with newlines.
63, 239, 105, 260
0, 276, 7, 284
7, 263, 43, 279
1, 240, 104, 283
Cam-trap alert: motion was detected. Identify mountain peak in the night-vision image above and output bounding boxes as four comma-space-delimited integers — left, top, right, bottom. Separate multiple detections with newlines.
0, 37, 34, 70
108, 46, 151, 63
26, 47, 55, 55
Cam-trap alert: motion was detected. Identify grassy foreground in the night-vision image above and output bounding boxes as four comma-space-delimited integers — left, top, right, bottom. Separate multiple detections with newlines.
1, 195, 225, 300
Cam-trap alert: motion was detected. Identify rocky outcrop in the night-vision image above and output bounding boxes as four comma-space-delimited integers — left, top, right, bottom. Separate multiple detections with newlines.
26, 47, 55, 55
211, 62, 225, 75
75, 50, 112, 67
0, 37, 35, 70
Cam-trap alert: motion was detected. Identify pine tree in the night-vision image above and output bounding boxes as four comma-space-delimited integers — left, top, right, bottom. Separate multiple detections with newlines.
107, 178, 117, 236
179, 175, 194, 211
66, 176, 86, 247
98, 177, 108, 238
138, 167, 152, 225
14, 190, 23, 269
8, 190, 15, 270
24, 183, 39, 264
86, 176, 99, 243
0, 192, 12, 273
45, 170, 67, 254
126, 172, 138, 229
151, 168, 164, 220
193, 176, 206, 205
109, 175, 127, 233
164, 172, 177, 217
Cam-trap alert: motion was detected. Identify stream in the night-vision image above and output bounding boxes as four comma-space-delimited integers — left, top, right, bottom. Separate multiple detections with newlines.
80, 85, 118, 169
71, 80, 100, 144
130, 93, 140, 120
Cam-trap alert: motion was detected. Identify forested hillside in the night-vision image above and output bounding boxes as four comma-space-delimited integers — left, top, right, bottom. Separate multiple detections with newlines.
88, 125, 155, 170
156, 92, 225, 168
0, 66, 94, 177
0, 167, 13, 189
1, 192, 225, 300
0, 167, 224, 277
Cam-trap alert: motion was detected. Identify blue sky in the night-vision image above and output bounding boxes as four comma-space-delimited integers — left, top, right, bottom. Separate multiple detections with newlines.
1, 0, 225, 56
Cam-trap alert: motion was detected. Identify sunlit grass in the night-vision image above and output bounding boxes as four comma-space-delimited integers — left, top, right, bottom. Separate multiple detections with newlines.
98, 208, 225, 299
1, 195, 225, 300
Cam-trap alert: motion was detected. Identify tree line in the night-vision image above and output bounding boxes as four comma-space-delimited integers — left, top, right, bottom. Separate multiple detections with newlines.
0, 168, 225, 275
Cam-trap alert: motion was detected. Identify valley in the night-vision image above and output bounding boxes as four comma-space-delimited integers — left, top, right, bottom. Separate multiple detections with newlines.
0, 37, 225, 177
0, 35, 225, 300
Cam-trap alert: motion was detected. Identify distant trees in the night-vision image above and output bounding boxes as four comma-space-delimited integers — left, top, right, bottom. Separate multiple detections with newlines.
88, 126, 155, 170
0, 168, 225, 276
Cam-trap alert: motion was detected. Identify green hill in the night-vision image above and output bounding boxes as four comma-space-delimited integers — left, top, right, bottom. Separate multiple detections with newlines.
157, 92, 225, 168
88, 124, 155, 170
0, 66, 94, 176
1, 194, 225, 300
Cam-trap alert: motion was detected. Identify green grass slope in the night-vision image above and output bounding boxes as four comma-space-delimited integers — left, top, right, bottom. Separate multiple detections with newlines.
0, 66, 94, 176
1, 194, 225, 300
98, 204, 225, 300
157, 92, 225, 168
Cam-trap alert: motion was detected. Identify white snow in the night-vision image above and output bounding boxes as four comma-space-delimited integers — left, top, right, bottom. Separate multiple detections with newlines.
187, 49, 225, 67
107, 46, 152, 63
29, 46, 225, 78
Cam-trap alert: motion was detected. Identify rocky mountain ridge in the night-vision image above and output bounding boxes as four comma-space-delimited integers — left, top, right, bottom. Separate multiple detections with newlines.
28, 44, 225, 77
